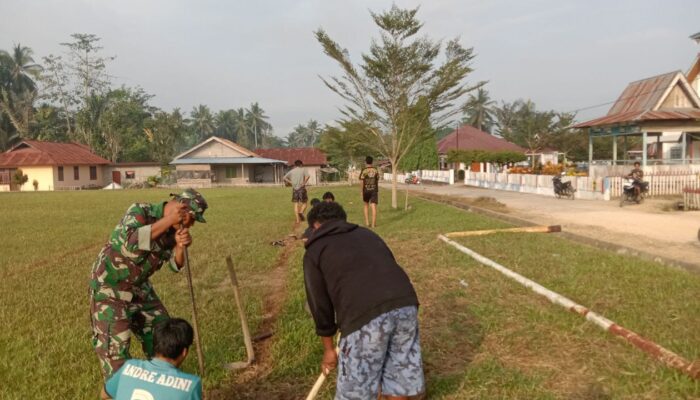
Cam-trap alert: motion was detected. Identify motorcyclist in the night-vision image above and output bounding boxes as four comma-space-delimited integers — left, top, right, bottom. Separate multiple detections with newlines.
625, 161, 645, 197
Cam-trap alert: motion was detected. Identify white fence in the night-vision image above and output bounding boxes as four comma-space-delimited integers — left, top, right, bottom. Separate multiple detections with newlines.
382, 169, 454, 185
466, 172, 608, 200
466, 171, 700, 200
607, 174, 700, 197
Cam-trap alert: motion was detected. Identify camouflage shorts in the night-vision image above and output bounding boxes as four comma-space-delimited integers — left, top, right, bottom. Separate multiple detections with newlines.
336, 306, 424, 399
90, 288, 170, 379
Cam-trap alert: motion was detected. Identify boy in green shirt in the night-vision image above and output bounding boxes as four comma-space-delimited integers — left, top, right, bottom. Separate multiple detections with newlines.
102, 318, 202, 400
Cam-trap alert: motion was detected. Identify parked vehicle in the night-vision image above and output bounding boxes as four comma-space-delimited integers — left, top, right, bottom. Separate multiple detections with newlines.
405, 173, 421, 185
619, 178, 649, 207
552, 175, 576, 199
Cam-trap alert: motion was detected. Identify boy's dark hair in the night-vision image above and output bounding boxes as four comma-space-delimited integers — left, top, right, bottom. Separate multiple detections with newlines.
634, 161, 640, 166
294, 160, 303, 167
322, 191, 335, 201
154, 318, 194, 359
307, 201, 347, 225
365, 156, 373, 165
310, 198, 321, 207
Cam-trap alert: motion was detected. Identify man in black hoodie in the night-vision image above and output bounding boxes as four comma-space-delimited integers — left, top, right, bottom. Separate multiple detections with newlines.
304, 202, 424, 400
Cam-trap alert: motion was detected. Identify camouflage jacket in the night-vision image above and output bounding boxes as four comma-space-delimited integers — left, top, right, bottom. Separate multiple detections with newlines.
90, 202, 180, 302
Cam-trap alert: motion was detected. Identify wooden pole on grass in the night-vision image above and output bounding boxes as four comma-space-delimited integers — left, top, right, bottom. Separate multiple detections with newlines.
183, 246, 206, 377
445, 225, 561, 238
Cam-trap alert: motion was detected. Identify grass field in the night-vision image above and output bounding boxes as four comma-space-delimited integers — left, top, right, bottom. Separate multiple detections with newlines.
0, 186, 699, 399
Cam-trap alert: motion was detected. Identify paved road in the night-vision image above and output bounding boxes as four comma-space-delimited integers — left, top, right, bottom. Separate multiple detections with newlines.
388, 182, 700, 270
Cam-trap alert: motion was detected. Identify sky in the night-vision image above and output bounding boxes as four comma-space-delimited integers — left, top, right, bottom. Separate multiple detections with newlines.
1, 0, 699, 138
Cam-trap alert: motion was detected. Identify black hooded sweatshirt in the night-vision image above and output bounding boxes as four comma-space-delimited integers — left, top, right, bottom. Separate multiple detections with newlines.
303, 219, 418, 337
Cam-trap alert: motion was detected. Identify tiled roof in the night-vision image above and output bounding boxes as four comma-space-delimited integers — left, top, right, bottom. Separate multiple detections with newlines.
0, 140, 111, 167
255, 147, 328, 166
437, 126, 525, 153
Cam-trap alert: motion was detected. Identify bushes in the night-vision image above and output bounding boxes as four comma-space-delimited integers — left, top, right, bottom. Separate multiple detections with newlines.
447, 149, 526, 165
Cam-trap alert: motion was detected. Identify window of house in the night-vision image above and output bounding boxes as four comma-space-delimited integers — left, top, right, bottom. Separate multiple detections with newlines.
58, 166, 64, 181
74, 166, 80, 180
670, 146, 683, 160
125, 171, 136, 179
225, 166, 238, 179
90, 166, 97, 180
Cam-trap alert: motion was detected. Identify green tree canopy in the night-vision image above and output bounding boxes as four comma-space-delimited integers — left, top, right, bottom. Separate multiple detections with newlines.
316, 5, 481, 208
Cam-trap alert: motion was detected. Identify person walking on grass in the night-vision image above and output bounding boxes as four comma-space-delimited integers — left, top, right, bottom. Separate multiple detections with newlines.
89, 189, 208, 385
102, 318, 202, 400
359, 156, 379, 227
304, 202, 424, 400
284, 159, 310, 223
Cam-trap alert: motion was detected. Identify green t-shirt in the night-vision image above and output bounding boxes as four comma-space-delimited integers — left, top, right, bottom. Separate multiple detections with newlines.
105, 359, 202, 400
284, 167, 309, 190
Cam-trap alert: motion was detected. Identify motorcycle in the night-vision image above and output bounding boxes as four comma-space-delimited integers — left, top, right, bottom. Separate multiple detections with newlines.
405, 173, 421, 185
619, 178, 649, 207
552, 175, 576, 199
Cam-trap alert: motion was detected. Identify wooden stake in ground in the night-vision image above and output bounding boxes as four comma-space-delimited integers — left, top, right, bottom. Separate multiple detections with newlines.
445, 225, 561, 238
182, 245, 205, 377
224, 256, 255, 370
305, 334, 340, 400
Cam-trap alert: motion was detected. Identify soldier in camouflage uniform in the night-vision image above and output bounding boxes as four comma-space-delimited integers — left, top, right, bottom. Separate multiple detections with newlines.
89, 189, 208, 380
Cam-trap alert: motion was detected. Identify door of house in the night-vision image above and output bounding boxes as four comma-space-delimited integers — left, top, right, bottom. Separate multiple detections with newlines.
470, 162, 481, 172
112, 171, 121, 185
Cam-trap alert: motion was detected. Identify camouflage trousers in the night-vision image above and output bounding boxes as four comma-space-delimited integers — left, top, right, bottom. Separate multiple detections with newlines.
89, 286, 170, 379
336, 306, 424, 399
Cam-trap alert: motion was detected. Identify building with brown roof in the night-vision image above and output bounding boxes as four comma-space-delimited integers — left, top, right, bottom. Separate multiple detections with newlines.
576, 35, 700, 176
0, 140, 111, 191
437, 125, 525, 172
170, 136, 287, 187
255, 147, 329, 185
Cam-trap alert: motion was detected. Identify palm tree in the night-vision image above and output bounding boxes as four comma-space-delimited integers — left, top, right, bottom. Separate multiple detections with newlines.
215, 109, 237, 141
0, 44, 43, 93
189, 104, 215, 142
0, 45, 43, 137
245, 102, 271, 148
233, 107, 251, 147
462, 88, 495, 133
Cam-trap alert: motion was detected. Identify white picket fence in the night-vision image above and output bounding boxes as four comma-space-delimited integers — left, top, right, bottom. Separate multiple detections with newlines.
607, 174, 700, 197
382, 169, 455, 184
466, 171, 700, 200
466, 172, 608, 200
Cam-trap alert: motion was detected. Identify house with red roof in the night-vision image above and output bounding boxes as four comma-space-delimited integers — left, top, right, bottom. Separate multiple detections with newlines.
0, 140, 111, 191
170, 136, 287, 187
437, 125, 526, 172
255, 147, 329, 185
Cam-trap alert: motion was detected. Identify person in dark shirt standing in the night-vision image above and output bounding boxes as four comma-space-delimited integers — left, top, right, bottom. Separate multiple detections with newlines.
359, 156, 379, 227
303, 202, 424, 400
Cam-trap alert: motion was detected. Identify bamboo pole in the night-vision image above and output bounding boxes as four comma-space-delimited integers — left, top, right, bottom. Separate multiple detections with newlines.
444, 225, 561, 238
438, 235, 700, 380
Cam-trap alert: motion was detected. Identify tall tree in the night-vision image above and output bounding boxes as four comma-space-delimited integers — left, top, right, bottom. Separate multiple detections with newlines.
215, 109, 238, 141
60, 34, 113, 105
0, 44, 42, 93
319, 121, 378, 175
233, 107, 251, 148
144, 108, 187, 165
189, 104, 215, 142
98, 87, 153, 162
462, 87, 495, 133
0, 44, 42, 137
316, 5, 480, 208
246, 102, 271, 148
286, 119, 322, 147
